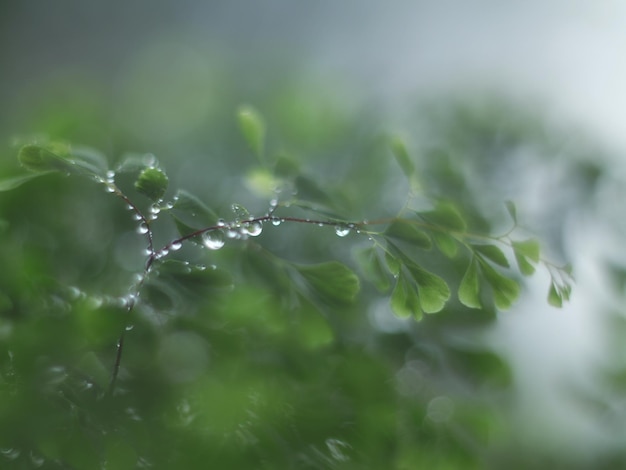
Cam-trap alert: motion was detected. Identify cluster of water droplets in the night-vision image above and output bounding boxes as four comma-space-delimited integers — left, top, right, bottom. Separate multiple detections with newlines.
200, 204, 265, 251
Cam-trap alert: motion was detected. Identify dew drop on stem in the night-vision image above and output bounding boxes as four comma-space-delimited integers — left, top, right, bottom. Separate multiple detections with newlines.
170, 241, 182, 251
243, 221, 263, 237
202, 230, 225, 250
137, 223, 149, 235
335, 224, 351, 237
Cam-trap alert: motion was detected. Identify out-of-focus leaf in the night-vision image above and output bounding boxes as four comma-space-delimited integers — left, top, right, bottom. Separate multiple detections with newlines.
505, 200, 517, 224
433, 232, 458, 258
419, 201, 467, 232
472, 244, 509, 268
459, 259, 481, 309
512, 239, 540, 263
514, 252, 536, 276
384, 220, 432, 250
479, 260, 520, 310
354, 246, 391, 292
296, 261, 360, 305
390, 272, 421, 320
0, 172, 54, 191
170, 189, 218, 227
548, 282, 563, 308
134, 167, 168, 201
390, 135, 420, 191
385, 252, 401, 276
294, 175, 334, 208
407, 264, 450, 314
19, 143, 73, 173
237, 105, 266, 161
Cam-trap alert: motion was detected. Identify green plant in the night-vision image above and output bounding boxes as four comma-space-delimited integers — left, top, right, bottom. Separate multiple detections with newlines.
0, 105, 571, 468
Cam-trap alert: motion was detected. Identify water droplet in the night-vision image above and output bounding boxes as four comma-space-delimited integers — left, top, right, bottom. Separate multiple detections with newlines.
29, 450, 45, 467
143, 248, 153, 256
126, 204, 134, 211
132, 213, 142, 221
137, 223, 149, 235
326, 439, 351, 462
170, 241, 182, 251
202, 230, 225, 250
231, 203, 250, 222
335, 225, 351, 237
243, 221, 263, 237
165, 201, 174, 209
225, 227, 240, 239
196, 264, 207, 271
0, 448, 21, 460
106, 170, 116, 183
104, 183, 116, 193
125, 324, 134, 331
149, 204, 161, 215
216, 218, 226, 227
155, 248, 169, 259
271, 217, 282, 226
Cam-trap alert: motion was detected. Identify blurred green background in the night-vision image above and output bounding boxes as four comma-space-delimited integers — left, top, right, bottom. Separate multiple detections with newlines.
2, 2, 626, 469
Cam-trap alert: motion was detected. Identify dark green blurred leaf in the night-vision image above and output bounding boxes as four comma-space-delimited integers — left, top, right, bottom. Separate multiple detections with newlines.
296, 261, 360, 305
384, 219, 432, 250
237, 104, 266, 161
419, 201, 467, 232
171, 189, 218, 227
459, 258, 481, 309
294, 175, 335, 208
472, 244, 509, 268
0, 172, 53, 191
355, 246, 391, 292
134, 167, 168, 201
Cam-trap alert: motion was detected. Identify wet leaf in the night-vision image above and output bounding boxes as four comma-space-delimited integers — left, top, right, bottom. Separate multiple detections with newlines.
459, 258, 481, 309
237, 104, 266, 161
384, 220, 432, 250
296, 261, 360, 305
171, 189, 218, 227
135, 167, 168, 201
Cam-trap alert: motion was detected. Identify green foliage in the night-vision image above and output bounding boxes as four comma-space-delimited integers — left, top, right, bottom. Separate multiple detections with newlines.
0, 101, 573, 469
134, 166, 169, 201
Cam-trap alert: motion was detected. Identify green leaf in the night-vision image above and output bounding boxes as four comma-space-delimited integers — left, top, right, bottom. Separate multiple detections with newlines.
512, 239, 540, 263
407, 265, 451, 314
134, 167, 168, 201
354, 246, 391, 292
294, 175, 335, 208
459, 259, 481, 309
419, 202, 467, 232
514, 253, 536, 276
18, 143, 73, 173
390, 136, 415, 178
390, 273, 422, 320
385, 252, 401, 276
237, 105, 266, 161
505, 200, 517, 224
479, 261, 520, 310
157, 260, 233, 297
171, 189, 218, 227
296, 261, 360, 305
384, 220, 432, 250
0, 172, 54, 191
433, 232, 458, 258
472, 244, 509, 268
547, 283, 563, 308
